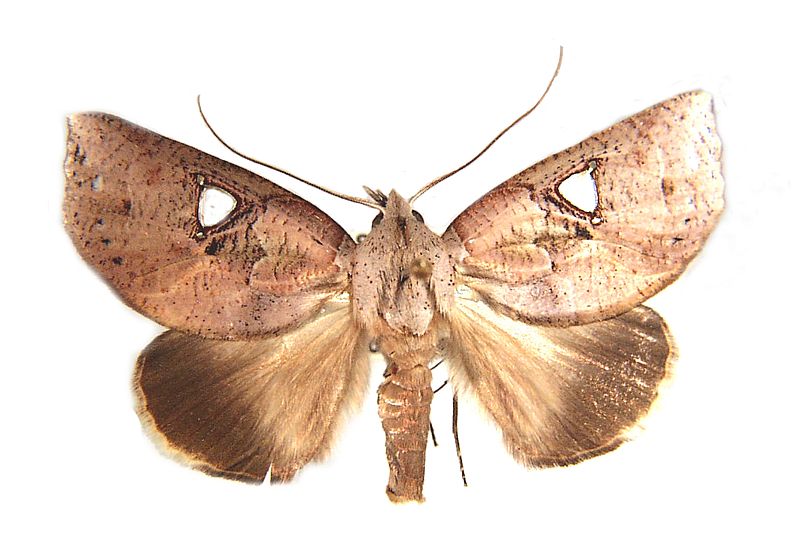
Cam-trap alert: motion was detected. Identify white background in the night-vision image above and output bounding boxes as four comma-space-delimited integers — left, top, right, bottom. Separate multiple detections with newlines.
2, 2, 797, 555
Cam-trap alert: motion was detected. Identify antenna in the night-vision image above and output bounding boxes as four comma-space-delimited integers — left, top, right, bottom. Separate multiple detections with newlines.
196, 98, 383, 210
408, 46, 564, 205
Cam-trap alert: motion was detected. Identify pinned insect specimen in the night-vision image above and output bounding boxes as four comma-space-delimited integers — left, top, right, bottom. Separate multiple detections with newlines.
64, 57, 723, 502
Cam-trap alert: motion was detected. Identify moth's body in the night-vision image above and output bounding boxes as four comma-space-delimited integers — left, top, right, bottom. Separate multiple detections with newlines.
64, 90, 724, 503
353, 192, 453, 501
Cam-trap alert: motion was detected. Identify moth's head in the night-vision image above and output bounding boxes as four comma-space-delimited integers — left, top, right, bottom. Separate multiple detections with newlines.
365, 189, 426, 232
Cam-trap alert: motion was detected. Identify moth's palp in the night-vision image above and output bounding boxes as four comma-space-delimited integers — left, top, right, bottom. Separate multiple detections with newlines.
363, 186, 389, 207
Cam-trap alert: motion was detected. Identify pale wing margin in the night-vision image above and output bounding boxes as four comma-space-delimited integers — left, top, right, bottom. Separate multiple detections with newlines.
133, 297, 370, 483
447, 293, 674, 467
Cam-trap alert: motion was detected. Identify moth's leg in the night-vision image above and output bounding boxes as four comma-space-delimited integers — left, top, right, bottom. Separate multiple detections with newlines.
427, 368, 467, 487
428, 364, 448, 446
429, 422, 439, 447
426, 384, 470, 487
452, 394, 468, 487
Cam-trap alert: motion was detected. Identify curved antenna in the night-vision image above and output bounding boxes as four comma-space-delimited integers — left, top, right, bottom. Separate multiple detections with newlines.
196, 97, 383, 210
409, 46, 564, 205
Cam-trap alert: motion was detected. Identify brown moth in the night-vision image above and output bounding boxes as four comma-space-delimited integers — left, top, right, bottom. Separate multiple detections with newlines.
64, 90, 723, 502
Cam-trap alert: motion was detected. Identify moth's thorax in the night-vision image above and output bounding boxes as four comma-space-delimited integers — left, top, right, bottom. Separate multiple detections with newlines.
351, 191, 455, 337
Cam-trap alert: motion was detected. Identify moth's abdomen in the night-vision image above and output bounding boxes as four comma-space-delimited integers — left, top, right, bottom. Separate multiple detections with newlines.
375, 326, 442, 502
378, 361, 433, 503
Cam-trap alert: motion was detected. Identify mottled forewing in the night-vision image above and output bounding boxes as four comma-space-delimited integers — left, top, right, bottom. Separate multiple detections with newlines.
65, 113, 354, 339
444, 91, 724, 326
134, 299, 370, 483
448, 296, 673, 466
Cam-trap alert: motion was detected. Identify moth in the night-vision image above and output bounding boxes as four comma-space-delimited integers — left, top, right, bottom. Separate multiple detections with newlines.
64, 89, 723, 502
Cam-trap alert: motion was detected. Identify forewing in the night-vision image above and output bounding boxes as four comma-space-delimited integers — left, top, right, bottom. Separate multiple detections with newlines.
65, 113, 355, 339
448, 295, 673, 466
133, 298, 370, 483
444, 91, 724, 326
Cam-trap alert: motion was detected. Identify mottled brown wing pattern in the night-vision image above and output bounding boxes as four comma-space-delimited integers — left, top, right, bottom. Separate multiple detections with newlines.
444, 91, 724, 326
443, 90, 722, 470
134, 299, 370, 483
448, 296, 673, 467
64, 113, 355, 340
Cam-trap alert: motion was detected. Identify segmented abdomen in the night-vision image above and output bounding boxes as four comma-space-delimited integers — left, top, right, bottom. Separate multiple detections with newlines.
378, 361, 433, 502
